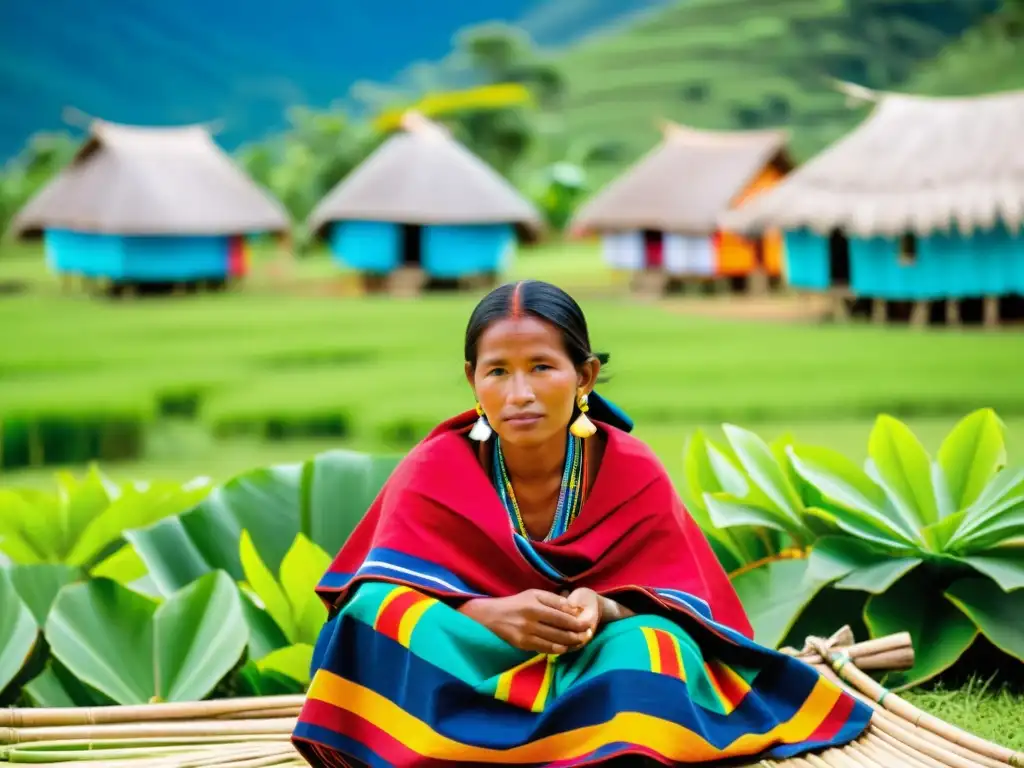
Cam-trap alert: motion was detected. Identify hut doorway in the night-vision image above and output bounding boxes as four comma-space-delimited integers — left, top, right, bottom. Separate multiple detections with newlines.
828, 230, 851, 286
642, 229, 664, 269
400, 224, 423, 267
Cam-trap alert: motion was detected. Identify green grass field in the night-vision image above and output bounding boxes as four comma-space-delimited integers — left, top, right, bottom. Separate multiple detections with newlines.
1, 242, 1022, 744
2, 241, 1024, 487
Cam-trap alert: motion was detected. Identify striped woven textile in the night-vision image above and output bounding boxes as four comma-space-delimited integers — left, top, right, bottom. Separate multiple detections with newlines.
293, 581, 871, 766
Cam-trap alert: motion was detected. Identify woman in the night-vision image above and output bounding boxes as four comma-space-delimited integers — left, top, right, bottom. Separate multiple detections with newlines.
293, 280, 870, 767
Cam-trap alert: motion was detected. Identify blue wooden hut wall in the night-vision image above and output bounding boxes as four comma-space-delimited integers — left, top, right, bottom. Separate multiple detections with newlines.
329, 220, 514, 277
328, 221, 399, 273
44, 229, 243, 281
783, 225, 1024, 298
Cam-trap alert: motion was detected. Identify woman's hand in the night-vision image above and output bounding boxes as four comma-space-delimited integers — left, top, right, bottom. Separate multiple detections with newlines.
458, 590, 591, 655
564, 587, 636, 650
565, 588, 602, 637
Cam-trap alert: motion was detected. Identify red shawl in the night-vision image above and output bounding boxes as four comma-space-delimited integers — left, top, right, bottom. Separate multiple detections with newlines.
316, 410, 753, 638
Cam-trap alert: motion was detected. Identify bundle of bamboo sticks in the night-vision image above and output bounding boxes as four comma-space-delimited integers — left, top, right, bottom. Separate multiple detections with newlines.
1, 629, 1020, 767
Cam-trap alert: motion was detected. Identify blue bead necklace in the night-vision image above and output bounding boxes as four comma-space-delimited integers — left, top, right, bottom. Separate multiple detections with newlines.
492, 431, 587, 541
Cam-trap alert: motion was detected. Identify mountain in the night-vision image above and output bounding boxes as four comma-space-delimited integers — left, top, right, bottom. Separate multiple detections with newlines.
901, 0, 1024, 94
554, 0, 1000, 184
0, 0, 673, 162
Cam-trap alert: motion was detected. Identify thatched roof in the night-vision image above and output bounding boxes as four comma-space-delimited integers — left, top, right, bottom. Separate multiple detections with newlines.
307, 113, 544, 240
11, 120, 290, 238
721, 88, 1024, 237
569, 122, 791, 236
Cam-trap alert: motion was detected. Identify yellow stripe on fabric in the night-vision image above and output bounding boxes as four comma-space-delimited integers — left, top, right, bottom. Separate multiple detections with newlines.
705, 660, 749, 715
530, 656, 555, 713
669, 634, 686, 681
640, 627, 661, 674
397, 596, 435, 647
307, 670, 845, 763
373, 585, 411, 629
494, 654, 547, 706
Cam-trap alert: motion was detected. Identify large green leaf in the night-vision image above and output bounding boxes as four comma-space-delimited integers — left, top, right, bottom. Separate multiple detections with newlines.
7, 564, 79, 626
129, 451, 396, 596
683, 430, 724, 518
952, 507, 1024, 552
945, 467, 1024, 551
240, 531, 331, 645
958, 551, 1024, 592
945, 577, 1024, 662
279, 536, 333, 644
0, 468, 117, 564
66, 480, 211, 570
45, 572, 248, 704
786, 445, 919, 548
863, 568, 977, 689
730, 558, 826, 649
705, 493, 801, 537
722, 424, 806, 529
0, 568, 37, 694
303, 450, 401, 558
682, 431, 760, 568
237, 661, 306, 697
0, 488, 62, 563
705, 441, 750, 498
240, 530, 294, 639
807, 536, 922, 594
52, 467, 116, 561
938, 409, 1007, 511
0, 471, 208, 572
866, 414, 940, 532
256, 643, 316, 685
834, 557, 922, 594
89, 544, 151, 586
240, 591, 290, 661
21, 660, 116, 708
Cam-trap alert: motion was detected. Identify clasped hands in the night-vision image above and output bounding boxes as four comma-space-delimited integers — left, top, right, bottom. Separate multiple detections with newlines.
459, 587, 604, 656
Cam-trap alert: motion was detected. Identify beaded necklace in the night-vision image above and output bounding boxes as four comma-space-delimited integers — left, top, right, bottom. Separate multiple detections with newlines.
492, 432, 588, 541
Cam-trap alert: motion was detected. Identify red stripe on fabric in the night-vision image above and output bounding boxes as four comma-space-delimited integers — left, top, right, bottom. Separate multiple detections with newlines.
805, 687, 857, 742
299, 698, 450, 767
711, 661, 749, 710
506, 656, 548, 710
375, 589, 428, 641
654, 630, 681, 679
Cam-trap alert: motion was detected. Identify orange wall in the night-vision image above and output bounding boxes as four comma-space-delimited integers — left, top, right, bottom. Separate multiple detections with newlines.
716, 164, 786, 277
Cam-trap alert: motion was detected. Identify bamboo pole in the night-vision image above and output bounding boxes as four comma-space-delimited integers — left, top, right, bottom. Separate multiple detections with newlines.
0, 696, 305, 728
3, 631, 1021, 767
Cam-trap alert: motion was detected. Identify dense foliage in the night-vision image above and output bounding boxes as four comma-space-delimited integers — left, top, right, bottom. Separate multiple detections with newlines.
1, 410, 1020, 707
682, 408, 1024, 689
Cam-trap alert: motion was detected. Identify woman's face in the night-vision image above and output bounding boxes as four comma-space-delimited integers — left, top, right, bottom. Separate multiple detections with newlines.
466, 315, 598, 448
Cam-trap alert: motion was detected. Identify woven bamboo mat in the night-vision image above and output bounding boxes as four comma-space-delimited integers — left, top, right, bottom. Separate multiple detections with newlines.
2, 628, 1021, 767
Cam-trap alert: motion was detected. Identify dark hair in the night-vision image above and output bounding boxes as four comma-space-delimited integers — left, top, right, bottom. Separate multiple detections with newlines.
464, 280, 633, 433
464, 280, 606, 371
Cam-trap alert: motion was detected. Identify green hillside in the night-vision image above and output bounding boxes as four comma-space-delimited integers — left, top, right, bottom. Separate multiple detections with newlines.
555, 0, 998, 182
903, 0, 1024, 94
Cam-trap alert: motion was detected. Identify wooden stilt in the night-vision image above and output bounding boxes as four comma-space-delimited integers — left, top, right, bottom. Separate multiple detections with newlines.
983, 296, 1000, 328
871, 298, 887, 324
945, 299, 961, 327
909, 301, 929, 328
747, 269, 769, 296
829, 289, 850, 322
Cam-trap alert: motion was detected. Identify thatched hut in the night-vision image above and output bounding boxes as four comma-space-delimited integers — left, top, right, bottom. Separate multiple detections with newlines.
569, 122, 793, 295
307, 113, 543, 295
11, 120, 290, 292
721, 88, 1024, 326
